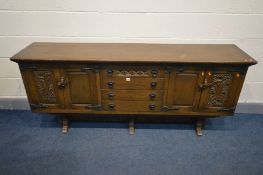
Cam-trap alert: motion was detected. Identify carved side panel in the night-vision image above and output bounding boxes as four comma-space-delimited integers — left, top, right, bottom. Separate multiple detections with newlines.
34, 70, 57, 103
207, 73, 233, 107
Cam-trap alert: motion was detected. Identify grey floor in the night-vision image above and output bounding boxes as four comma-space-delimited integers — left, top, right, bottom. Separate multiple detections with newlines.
0, 110, 263, 175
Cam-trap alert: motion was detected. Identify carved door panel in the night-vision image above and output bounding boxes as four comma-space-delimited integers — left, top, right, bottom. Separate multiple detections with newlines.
198, 70, 246, 113
164, 68, 204, 112
19, 65, 64, 110
62, 67, 101, 111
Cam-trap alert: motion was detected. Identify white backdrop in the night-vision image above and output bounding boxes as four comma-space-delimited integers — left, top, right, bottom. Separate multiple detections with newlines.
0, 0, 263, 103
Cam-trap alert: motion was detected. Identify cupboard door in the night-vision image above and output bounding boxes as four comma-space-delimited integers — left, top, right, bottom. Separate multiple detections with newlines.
164, 69, 204, 112
199, 70, 246, 113
19, 64, 64, 110
63, 67, 101, 110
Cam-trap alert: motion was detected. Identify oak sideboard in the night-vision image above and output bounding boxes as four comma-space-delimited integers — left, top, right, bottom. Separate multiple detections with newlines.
10, 43, 257, 135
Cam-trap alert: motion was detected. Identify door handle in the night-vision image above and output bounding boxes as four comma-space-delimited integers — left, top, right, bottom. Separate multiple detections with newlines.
57, 77, 68, 88
199, 75, 232, 91
198, 83, 211, 90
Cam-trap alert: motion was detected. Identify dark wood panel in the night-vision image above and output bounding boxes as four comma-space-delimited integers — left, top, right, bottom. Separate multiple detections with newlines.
172, 73, 199, 105
62, 68, 101, 110
165, 69, 204, 112
68, 73, 92, 104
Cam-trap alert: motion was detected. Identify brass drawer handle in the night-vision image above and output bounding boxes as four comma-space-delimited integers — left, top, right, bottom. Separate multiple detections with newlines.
149, 104, 156, 110
108, 93, 114, 99
107, 82, 114, 88
150, 82, 157, 88
162, 106, 179, 112
149, 93, 156, 100
108, 103, 115, 110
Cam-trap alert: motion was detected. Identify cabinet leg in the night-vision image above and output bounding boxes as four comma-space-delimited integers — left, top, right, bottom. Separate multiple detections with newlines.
129, 119, 135, 135
196, 118, 205, 136
62, 118, 69, 134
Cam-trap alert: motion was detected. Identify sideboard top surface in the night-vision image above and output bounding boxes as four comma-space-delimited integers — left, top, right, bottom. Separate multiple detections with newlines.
10, 42, 256, 65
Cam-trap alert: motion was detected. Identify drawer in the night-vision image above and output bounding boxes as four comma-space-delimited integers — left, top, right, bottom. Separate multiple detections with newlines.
101, 77, 165, 90
101, 66, 165, 78
102, 100, 162, 112
101, 90, 164, 101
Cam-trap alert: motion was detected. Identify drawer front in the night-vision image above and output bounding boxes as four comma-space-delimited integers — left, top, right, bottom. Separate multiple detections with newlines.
101, 90, 164, 101
102, 100, 162, 112
101, 66, 166, 78
101, 77, 165, 90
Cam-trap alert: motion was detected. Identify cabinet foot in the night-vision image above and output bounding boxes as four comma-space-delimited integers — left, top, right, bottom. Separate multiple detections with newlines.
196, 118, 205, 136
129, 119, 135, 135
62, 118, 69, 134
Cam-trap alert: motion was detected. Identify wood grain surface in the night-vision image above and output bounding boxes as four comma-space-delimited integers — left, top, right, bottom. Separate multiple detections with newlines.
11, 43, 257, 65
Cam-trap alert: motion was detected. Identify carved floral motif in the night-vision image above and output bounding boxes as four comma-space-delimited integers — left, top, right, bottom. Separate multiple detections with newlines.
34, 71, 56, 103
208, 73, 233, 106
115, 69, 151, 77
